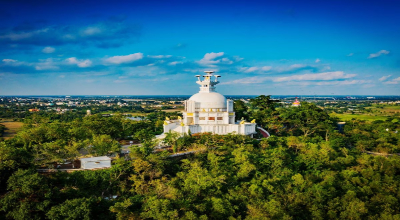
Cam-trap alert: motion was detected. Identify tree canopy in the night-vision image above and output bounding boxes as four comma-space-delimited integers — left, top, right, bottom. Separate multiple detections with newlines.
1, 97, 400, 219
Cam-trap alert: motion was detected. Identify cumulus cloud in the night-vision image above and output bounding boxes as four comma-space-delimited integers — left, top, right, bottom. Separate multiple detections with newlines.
42, 46, 55, 53
105, 53, 143, 64
273, 71, 356, 82
379, 75, 392, 81
384, 77, 400, 84
315, 58, 320, 63
67, 57, 92, 67
347, 53, 354, 57
196, 52, 237, 67
204, 52, 224, 60
368, 50, 390, 59
197, 52, 224, 65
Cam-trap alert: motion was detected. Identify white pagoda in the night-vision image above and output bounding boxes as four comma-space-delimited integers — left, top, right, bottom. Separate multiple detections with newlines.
162, 71, 257, 136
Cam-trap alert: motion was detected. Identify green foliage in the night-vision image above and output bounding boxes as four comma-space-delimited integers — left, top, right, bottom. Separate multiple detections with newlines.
88, 134, 121, 156
0, 124, 5, 136
234, 100, 249, 121
46, 197, 95, 220
1, 96, 400, 219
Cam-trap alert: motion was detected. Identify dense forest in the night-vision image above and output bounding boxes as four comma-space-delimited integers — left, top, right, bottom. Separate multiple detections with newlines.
1, 96, 400, 219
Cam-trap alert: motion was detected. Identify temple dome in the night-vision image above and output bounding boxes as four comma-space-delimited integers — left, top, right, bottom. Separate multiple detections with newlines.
189, 92, 227, 109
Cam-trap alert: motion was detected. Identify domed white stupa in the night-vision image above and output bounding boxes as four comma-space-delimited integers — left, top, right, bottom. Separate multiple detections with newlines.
161, 71, 257, 136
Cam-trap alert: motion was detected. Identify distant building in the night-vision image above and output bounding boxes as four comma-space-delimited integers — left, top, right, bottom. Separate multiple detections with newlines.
29, 109, 40, 112
86, 110, 91, 116
292, 97, 301, 107
80, 156, 111, 170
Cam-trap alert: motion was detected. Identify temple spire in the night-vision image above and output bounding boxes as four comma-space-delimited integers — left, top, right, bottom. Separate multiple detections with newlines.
195, 71, 221, 93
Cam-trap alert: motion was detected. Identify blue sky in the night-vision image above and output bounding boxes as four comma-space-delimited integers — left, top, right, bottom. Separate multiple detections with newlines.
0, 0, 399, 95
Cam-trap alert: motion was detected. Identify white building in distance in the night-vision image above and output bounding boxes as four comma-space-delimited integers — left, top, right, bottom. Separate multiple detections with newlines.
162, 71, 256, 136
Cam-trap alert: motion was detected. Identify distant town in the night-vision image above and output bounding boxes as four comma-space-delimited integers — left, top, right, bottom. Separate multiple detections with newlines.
1, 95, 399, 119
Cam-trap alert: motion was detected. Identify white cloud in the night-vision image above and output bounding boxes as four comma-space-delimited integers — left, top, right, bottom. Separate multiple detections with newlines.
322, 65, 331, 71
2, 59, 31, 67
148, 55, 172, 58
35, 58, 59, 70
275, 64, 309, 72
223, 76, 267, 84
289, 64, 305, 69
42, 46, 55, 53
315, 80, 371, 86
82, 27, 102, 36
233, 56, 244, 62
368, 50, 390, 59
242, 67, 259, 73
315, 58, 320, 63
379, 75, 391, 81
273, 71, 356, 82
168, 61, 182, 66
347, 53, 354, 57
66, 57, 92, 67
384, 77, 400, 84
221, 58, 233, 64
2, 59, 17, 63
59, 75, 65, 78
197, 52, 225, 66
239, 66, 272, 73
261, 66, 272, 71
0, 28, 49, 41
196, 52, 241, 67
204, 52, 224, 61
105, 53, 143, 64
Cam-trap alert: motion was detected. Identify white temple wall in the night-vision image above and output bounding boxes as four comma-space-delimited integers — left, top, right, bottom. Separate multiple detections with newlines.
186, 100, 196, 112
171, 123, 256, 136
227, 100, 234, 112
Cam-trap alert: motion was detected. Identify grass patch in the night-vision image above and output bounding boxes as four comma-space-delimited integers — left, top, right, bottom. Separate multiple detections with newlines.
161, 109, 183, 112
330, 113, 389, 121
0, 119, 24, 139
